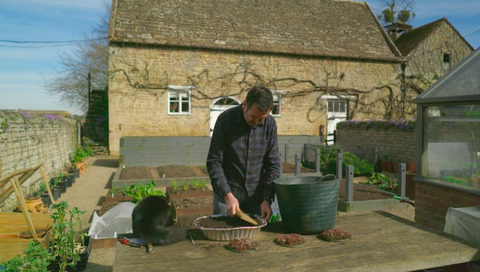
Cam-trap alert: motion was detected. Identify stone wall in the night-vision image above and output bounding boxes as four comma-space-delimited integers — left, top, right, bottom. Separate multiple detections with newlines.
406, 20, 473, 91
336, 123, 416, 165
0, 111, 77, 211
108, 45, 402, 155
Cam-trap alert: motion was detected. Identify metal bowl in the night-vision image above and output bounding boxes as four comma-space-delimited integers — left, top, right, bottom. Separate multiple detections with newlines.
194, 214, 267, 241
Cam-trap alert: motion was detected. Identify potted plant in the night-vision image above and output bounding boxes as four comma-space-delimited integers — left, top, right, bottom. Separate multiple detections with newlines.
40, 183, 52, 207
56, 173, 68, 194
0, 241, 53, 271
16, 187, 44, 213
47, 201, 90, 272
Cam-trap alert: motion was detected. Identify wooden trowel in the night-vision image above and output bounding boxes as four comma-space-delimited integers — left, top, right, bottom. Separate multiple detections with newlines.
235, 208, 258, 226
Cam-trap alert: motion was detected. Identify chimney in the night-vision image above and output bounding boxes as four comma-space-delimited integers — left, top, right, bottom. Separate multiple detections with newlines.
385, 22, 413, 41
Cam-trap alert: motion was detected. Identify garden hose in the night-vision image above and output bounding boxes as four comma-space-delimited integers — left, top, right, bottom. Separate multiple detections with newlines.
393, 195, 415, 207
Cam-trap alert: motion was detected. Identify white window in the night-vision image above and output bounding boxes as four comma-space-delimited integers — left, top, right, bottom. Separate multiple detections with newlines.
327, 100, 347, 113
168, 86, 194, 115
271, 90, 282, 117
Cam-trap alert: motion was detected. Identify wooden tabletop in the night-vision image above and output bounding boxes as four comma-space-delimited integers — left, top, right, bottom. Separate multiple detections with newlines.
113, 211, 480, 272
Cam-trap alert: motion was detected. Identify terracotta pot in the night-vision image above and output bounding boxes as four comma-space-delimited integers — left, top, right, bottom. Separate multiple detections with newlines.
392, 163, 398, 173
17, 196, 44, 213
409, 160, 416, 173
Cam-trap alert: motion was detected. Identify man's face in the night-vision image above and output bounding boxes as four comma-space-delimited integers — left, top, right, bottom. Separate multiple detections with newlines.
242, 102, 271, 127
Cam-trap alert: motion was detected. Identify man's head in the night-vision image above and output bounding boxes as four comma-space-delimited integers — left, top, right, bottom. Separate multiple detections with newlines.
242, 86, 273, 127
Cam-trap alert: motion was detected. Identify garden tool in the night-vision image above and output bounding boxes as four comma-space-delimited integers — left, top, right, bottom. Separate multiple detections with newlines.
235, 208, 258, 226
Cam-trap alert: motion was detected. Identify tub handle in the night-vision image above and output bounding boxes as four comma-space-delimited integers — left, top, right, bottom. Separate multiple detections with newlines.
319, 174, 337, 182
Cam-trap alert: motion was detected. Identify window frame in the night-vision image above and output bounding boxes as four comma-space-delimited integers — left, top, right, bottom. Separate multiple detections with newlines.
271, 90, 283, 117
167, 85, 195, 115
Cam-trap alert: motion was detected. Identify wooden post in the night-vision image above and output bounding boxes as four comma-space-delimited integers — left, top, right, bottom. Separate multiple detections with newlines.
10, 176, 38, 241
40, 166, 54, 204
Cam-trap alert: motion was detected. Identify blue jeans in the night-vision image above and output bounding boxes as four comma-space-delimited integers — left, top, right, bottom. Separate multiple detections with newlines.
213, 194, 261, 216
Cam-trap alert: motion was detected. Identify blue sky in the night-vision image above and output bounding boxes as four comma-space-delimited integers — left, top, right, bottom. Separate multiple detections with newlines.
0, 0, 479, 116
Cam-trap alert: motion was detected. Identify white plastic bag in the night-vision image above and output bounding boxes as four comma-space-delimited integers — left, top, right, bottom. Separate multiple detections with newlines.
444, 205, 480, 244
88, 202, 136, 239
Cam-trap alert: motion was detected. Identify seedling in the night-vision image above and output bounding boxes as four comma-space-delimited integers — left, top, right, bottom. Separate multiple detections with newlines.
122, 180, 166, 203
198, 180, 206, 191
111, 185, 121, 197
172, 180, 179, 194
182, 181, 189, 191
191, 180, 200, 191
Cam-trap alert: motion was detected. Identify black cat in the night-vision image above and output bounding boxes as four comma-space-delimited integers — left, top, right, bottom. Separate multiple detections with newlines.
132, 195, 186, 246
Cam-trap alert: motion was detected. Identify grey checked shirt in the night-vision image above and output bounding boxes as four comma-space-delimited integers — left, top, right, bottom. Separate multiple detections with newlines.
206, 105, 281, 204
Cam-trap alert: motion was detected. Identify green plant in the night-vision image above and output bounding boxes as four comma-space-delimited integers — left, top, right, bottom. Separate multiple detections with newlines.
318, 146, 374, 175
363, 172, 397, 191
122, 180, 166, 203
182, 181, 189, 191
0, 241, 53, 271
111, 185, 121, 197
191, 180, 200, 191
171, 180, 179, 193
198, 180, 206, 191
50, 201, 87, 272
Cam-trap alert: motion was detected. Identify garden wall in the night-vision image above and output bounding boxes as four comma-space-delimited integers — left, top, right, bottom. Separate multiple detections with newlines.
119, 135, 322, 167
0, 110, 78, 212
336, 120, 416, 166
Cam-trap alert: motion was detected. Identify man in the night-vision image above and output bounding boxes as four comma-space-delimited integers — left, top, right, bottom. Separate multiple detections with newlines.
206, 86, 281, 221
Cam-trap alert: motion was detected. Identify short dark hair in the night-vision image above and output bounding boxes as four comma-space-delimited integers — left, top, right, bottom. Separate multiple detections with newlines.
246, 86, 273, 112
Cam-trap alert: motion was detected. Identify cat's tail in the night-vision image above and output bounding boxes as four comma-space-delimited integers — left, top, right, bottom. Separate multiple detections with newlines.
142, 223, 187, 246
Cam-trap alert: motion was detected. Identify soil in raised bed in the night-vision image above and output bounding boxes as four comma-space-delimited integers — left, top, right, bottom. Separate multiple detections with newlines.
338, 179, 394, 201
196, 215, 262, 228
120, 163, 313, 180
98, 201, 122, 216
120, 165, 208, 180
172, 196, 213, 210
166, 185, 212, 197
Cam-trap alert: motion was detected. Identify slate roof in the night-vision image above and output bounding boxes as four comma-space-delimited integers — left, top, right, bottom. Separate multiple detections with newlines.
395, 18, 474, 56
109, 0, 402, 62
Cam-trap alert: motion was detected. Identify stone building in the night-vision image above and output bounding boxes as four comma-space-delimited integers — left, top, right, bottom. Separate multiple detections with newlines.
387, 18, 474, 94
107, 0, 405, 155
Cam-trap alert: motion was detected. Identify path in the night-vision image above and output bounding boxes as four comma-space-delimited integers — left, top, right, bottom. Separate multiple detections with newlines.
57, 155, 118, 272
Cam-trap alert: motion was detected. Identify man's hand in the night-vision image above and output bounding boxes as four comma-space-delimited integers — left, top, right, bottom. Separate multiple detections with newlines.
260, 200, 273, 221
224, 193, 240, 217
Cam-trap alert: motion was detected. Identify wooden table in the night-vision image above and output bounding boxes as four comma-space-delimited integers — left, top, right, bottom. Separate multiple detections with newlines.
113, 211, 480, 272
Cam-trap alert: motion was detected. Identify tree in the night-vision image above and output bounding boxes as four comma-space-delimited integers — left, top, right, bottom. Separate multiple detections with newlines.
43, 2, 110, 114
377, 0, 416, 25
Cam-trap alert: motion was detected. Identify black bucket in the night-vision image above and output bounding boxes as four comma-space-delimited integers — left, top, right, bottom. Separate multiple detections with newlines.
274, 175, 339, 234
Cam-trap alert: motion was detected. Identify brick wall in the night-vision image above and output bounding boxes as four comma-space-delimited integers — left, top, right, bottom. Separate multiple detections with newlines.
336, 126, 416, 165
415, 182, 480, 231
0, 111, 77, 211
108, 45, 402, 155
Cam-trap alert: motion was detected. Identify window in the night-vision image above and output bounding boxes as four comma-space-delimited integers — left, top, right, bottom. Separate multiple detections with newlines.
271, 90, 282, 116
443, 53, 451, 63
327, 100, 346, 113
168, 86, 194, 114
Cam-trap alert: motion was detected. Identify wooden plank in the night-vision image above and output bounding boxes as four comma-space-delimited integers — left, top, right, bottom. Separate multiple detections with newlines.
113, 212, 479, 272
337, 199, 410, 212
0, 213, 52, 235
